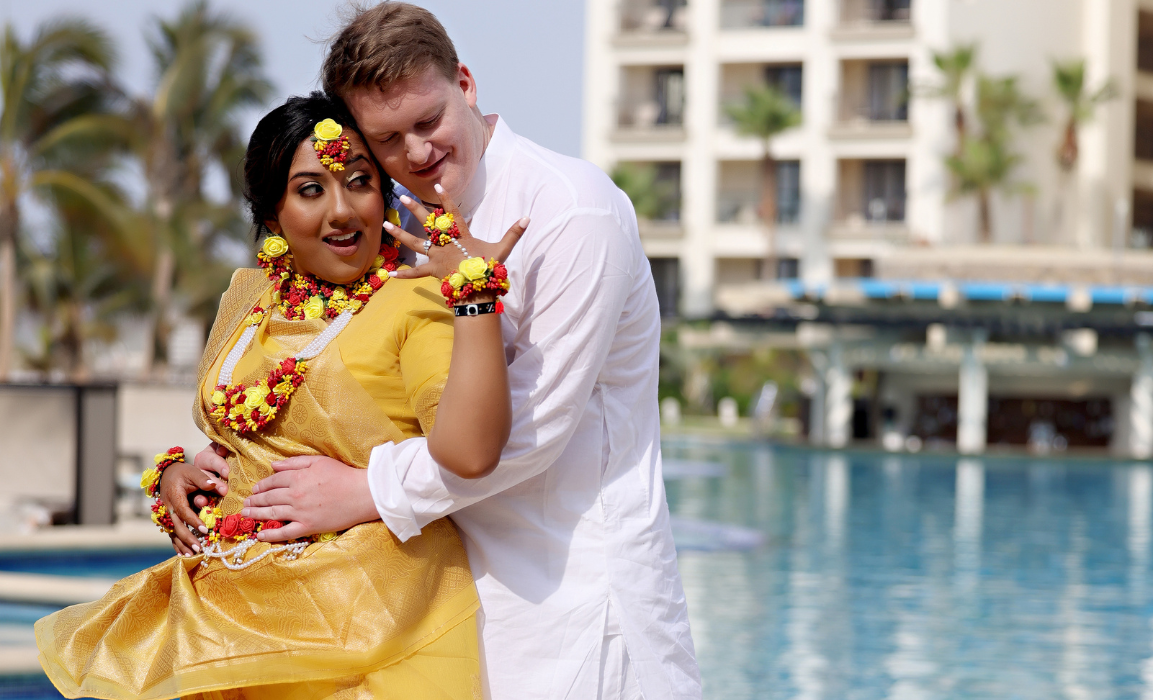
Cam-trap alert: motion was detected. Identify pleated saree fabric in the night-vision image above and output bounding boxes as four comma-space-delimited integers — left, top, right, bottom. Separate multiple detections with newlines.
36, 268, 481, 700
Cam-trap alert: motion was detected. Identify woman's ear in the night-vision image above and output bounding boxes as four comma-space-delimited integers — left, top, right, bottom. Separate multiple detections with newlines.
265, 220, 282, 236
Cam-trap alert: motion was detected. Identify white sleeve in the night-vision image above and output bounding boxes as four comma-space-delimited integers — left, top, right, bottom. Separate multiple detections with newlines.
366, 207, 637, 541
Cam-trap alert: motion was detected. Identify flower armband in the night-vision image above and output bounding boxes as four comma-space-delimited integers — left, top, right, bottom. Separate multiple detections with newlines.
141, 447, 185, 535
440, 257, 510, 311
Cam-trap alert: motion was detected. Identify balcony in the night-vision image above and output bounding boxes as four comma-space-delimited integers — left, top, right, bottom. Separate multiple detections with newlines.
613, 161, 683, 239
614, 66, 686, 141
831, 159, 909, 242
833, 0, 914, 40
829, 59, 911, 139
720, 0, 804, 30
716, 160, 801, 225
617, 0, 688, 46
719, 63, 803, 129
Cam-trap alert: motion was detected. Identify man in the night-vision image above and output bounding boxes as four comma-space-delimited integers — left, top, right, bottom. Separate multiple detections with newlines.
194, 3, 700, 698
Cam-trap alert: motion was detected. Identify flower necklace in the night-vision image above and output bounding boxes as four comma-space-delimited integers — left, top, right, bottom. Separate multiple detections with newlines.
208, 225, 401, 434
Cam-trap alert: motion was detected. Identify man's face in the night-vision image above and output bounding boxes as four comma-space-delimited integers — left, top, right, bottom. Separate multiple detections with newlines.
345, 64, 486, 204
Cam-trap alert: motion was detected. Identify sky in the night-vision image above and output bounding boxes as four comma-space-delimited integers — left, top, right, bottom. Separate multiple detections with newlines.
0, 0, 587, 157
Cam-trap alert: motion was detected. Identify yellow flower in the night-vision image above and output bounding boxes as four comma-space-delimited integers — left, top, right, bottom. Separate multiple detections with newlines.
348, 299, 362, 311
317, 532, 339, 542
459, 257, 489, 281
199, 506, 218, 529
434, 214, 454, 232
243, 385, 271, 410
386, 208, 401, 227
331, 288, 347, 301
448, 272, 466, 289
303, 295, 325, 319
245, 311, 264, 326
258, 401, 275, 417
424, 212, 437, 230
262, 236, 289, 258
140, 468, 160, 490
371, 255, 385, 271
314, 118, 343, 141
211, 390, 226, 406
272, 379, 293, 396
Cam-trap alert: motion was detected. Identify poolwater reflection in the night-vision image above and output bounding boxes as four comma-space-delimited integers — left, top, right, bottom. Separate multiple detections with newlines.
664, 439, 1153, 700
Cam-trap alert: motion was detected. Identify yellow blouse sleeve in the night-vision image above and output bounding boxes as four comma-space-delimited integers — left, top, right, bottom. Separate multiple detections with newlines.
393, 278, 454, 434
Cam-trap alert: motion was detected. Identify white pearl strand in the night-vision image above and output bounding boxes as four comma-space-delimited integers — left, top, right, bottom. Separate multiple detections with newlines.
204, 307, 356, 568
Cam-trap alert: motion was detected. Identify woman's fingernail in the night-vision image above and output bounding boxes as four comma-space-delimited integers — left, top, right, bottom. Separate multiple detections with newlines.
241, 508, 250, 517
199, 525, 208, 534
192, 544, 200, 553
383, 221, 396, 230
205, 479, 216, 486
519, 216, 530, 227
388, 271, 399, 278
399, 194, 413, 204
434, 183, 445, 194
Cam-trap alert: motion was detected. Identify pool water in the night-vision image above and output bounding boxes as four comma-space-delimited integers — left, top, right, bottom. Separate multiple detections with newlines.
664, 440, 1153, 700
0, 549, 174, 579
6, 442, 1153, 699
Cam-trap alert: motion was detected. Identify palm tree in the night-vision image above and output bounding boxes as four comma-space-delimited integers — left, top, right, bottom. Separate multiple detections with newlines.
611, 163, 677, 221
946, 75, 1042, 243
1052, 59, 1115, 172
928, 44, 978, 156
129, 0, 271, 375
0, 18, 118, 381
725, 85, 801, 226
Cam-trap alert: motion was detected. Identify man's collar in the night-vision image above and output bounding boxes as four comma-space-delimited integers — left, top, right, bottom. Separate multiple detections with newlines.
455, 114, 512, 220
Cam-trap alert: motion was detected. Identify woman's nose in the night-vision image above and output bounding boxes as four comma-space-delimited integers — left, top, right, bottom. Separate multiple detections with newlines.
328, 187, 354, 226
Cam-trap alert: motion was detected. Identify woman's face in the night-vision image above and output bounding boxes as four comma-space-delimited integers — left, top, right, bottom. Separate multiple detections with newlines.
268, 131, 385, 285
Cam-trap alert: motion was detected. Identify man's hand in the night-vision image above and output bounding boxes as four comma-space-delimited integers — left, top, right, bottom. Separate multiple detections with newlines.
158, 460, 226, 556
386, 183, 527, 281
242, 456, 379, 542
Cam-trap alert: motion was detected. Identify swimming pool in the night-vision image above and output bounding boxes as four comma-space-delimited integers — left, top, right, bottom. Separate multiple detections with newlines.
664, 440, 1153, 699
4, 441, 1153, 699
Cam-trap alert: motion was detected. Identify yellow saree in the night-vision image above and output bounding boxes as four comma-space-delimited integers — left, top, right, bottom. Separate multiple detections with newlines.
36, 268, 480, 700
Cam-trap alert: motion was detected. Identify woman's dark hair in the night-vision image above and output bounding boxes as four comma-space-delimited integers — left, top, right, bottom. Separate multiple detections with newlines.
242, 91, 393, 240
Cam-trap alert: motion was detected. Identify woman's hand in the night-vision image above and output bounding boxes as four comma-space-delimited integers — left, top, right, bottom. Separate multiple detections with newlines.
158, 458, 227, 556
385, 183, 528, 280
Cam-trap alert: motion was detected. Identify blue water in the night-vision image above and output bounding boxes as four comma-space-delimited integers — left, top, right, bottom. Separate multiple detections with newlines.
6, 443, 1153, 699
664, 440, 1153, 700
0, 549, 173, 580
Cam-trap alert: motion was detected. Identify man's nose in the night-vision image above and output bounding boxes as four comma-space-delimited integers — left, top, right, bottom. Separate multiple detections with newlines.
405, 133, 433, 166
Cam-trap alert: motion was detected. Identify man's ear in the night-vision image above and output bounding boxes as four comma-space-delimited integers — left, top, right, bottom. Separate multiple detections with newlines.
457, 62, 478, 108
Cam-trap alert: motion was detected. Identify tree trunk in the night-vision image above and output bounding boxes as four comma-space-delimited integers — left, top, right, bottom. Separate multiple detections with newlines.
978, 188, 993, 244
141, 242, 175, 378
65, 298, 88, 383
1057, 118, 1078, 173
954, 104, 967, 156
760, 151, 778, 278
0, 187, 20, 382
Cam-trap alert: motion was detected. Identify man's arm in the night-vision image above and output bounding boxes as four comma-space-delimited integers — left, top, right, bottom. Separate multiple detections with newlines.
367, 208, 637, 540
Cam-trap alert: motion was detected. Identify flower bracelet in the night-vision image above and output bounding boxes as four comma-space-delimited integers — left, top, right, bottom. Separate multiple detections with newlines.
441, 257, 510, 313
140, 447, 186, 534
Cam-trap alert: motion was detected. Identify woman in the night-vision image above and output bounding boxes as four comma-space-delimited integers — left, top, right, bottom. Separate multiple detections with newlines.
36, 93, 523, 699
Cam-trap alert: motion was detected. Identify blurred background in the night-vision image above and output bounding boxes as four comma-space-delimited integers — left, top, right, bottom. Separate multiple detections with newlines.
4, 0, 1153, 698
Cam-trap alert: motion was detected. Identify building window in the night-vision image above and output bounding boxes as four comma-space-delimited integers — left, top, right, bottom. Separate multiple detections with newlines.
649, 258, 680, 317
776, 257, 800, 279
764, 64, 803, 108
1137, 101, 1153, 161
655, 68, 685, 126
867, 62, 908, 121
776, 160, 801, 224
620, 0, 688, 33
1140, 11, 1153, 73
721, 0, 804, 29
1133, 189, 1153, 248
834, 258, 875, 278
863, 160, 906, 222
874, 0, 911, 21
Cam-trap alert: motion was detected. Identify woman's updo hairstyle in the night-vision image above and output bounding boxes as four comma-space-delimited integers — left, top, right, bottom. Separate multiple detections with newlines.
242, 91, 393, 241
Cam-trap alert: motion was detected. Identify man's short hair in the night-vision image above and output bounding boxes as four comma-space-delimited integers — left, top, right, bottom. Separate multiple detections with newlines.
322, 2, 459, 97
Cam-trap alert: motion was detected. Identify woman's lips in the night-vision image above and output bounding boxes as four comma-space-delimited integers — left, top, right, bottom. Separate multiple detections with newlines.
323, 230, 362, 256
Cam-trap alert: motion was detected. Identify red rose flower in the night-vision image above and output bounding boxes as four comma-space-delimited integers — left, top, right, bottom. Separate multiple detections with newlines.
281, 358, 296, 372
265, 392, 277, 406
219, 514, 241, 538
262, 520, 283, 530
381, 246, 399, 262
167, 446, 183, 455
238, 517, 256, 535
368, 276, 383, 290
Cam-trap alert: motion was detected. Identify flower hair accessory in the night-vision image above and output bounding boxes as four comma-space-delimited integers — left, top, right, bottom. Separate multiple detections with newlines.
311, 118, 351, 172
423, 208, 461, 246
441, 257, 511, 312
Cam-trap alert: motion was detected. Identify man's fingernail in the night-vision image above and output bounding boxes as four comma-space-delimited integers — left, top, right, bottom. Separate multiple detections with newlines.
388, 270, 399, 278
399, 194, 413, 204
434, 183, 445, 194
199, 525, 208, 534
519, 216, 530, 227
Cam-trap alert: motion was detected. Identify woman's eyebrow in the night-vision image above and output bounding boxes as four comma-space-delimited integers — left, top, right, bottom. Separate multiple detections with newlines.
343, 154, 367, 168
289, 170, 326, 181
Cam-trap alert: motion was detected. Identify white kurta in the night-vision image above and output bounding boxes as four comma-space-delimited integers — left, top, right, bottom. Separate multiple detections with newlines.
368, 116, 701, 700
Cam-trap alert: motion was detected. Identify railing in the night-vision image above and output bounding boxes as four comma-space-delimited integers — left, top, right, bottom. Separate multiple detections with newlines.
620, 0, 688, 33
838, 0, 911, 25
836, 94, 908, 123
717, 194, 800, 224
617, 98, 684, 128
720, 0, 805, 29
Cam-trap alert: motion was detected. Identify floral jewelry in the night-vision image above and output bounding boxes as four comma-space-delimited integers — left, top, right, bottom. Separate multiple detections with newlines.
311, 119, 351, 172
139, 447, 185, 534
441, 257, 510, 312
423, 208, 461, 246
